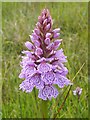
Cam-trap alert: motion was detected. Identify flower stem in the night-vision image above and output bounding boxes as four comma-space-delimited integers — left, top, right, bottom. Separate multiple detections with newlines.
41, 100, 48, 118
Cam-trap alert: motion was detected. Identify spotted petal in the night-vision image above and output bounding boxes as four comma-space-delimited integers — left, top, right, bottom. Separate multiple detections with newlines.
38, 85, 59, 100
37, 62, 52, 73
29, 73, 44, 89
41, 71, 55, 84
54, 72, 71, 88
19, 79, 34, 93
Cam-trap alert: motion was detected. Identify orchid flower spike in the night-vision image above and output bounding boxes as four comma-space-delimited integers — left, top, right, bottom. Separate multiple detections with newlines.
19, 9, 71, 100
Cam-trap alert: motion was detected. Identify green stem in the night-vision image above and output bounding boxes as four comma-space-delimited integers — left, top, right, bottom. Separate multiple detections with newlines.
41, 100, 48, 118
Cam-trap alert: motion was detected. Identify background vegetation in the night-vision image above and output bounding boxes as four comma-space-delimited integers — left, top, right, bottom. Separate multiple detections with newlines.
2, 2, 88, 118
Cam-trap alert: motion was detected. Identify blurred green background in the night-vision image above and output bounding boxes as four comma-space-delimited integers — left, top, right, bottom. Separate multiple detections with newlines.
2, 2, 88, 118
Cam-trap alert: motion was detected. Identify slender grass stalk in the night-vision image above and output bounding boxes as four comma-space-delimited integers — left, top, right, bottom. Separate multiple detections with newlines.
71, 63, 85, 82
18, 92, 22, 118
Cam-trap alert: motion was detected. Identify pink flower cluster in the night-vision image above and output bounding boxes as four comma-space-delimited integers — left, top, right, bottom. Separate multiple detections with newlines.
19, 9, 71, 100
